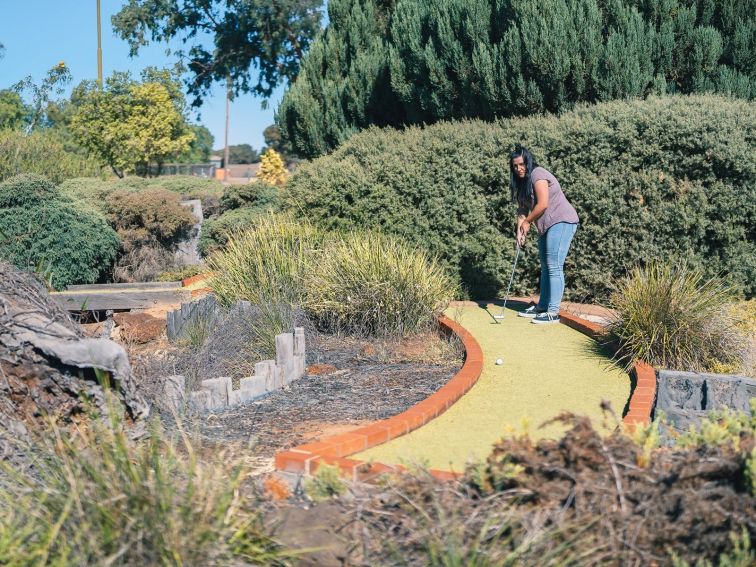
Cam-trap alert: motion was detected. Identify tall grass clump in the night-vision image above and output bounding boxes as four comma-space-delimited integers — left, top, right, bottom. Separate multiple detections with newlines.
607, 262, 746, 371
207, 213, 323, 307
0, 409, 285, 565
304, 231, 457, 337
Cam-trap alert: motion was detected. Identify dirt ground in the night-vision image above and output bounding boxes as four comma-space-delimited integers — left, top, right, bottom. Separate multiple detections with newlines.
130, 328, 463, 472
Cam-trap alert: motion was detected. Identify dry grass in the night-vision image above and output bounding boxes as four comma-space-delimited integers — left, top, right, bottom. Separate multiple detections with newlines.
607, 262, 747, 371
0, 398, 287, 566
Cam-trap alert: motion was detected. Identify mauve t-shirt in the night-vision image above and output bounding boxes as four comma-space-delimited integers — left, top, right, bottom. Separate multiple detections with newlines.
530, 167, 579, 235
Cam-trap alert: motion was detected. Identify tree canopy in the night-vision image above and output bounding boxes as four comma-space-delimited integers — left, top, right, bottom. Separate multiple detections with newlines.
71, 71, 195, 177
112, 0, 323, 107
278, 0, 756, 158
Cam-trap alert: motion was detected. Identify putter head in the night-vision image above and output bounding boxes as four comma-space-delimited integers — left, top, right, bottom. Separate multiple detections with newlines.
493, 314, 505, 319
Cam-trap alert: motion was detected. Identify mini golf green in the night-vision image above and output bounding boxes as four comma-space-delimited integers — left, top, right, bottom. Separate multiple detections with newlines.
354, 303, 631, 472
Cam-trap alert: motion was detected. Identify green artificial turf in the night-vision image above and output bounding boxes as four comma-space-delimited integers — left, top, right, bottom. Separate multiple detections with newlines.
355, 303, 631, 472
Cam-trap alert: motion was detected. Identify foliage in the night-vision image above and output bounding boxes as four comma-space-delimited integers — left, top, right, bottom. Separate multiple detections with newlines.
304, 464, 347, 502
12, 61, 72, 132
304, 231, 457, 336
257, 148, 288, 186
263, 124, 294, 158
0, 90, 28, 130
155, 264, 207, 282
0, 409, 285, 565
177, 124, 214, 163
105, 188, 196, 247
676, 399, 756, 452
670, 531, 754, 567
279, 0, 756, 157
199, 207, 266, 257
220, 181, 279, 212
112, 0, 323, 107
60, 175, 223, 221
607, 262, 747, 371
0, 130, 103, 183
0, 175, 119, 289
207, 213, 324, 307
225, 143, 260, 164
284, 95, 756, 300
70, 71, 195, 177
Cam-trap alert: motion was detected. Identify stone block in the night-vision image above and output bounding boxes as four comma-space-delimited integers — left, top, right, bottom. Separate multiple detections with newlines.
256, 360, 276, 391
656, 370, 704, 411
189, 390, 212, 412
276, 332, 296, 384
240, 375, 267, 401
201, 377, 229, 409
163, 375, 186, 415
274, 364, 285, 388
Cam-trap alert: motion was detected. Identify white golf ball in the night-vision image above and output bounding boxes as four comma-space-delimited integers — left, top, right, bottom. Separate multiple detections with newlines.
495, 358, 503, 365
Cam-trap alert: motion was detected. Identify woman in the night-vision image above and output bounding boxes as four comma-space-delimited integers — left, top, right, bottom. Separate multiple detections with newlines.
510, 145, 579, 324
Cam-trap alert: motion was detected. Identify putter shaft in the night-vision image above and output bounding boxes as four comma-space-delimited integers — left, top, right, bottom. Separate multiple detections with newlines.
494, 244, 521, 320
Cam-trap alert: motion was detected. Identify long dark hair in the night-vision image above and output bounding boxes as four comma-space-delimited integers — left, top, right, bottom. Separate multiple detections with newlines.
509, 144, 538, 209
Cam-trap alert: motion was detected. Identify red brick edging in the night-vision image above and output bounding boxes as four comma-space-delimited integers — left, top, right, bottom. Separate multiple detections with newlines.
558, 311, 657, 428
274, 315, 483, 482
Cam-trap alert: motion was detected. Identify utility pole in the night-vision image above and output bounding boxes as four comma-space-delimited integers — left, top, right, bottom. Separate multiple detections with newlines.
96, 0, 103, 86
224, 78, 231, 182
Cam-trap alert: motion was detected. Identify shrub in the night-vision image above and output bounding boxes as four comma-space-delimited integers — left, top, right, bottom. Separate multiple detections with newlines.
219, 181, 279, 212
207, 213, 324, 307
0, 410, 284, 565
607, 262, 747, 371
304, 231, 457, 336
105, 188, 196, 246
60, 175, 224, 219
155, 264, 207, 282
199, 207, 272, 257
0, 130, 102, 183
257, 148, 288, 185
0, 174, 119, 289
285, 95, 756, 300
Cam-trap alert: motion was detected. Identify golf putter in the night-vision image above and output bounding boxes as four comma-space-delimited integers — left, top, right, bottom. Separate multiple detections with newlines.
493, 243, 521, 321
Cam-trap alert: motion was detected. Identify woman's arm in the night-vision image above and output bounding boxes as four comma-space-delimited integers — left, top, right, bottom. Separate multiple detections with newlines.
525, 180, 549, 223
519, 180, 548, 242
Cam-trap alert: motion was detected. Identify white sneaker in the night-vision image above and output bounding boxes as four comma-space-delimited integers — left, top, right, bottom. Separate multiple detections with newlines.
518, 305, 544, 318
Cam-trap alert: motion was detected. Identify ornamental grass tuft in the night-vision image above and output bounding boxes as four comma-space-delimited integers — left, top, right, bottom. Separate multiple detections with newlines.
206, 213, 324, 307
607, 262, 747, 372
304, 231, 457, 337
0, 404, 285, 566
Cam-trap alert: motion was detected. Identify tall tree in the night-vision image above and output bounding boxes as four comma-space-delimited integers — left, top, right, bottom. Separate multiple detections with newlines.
278, 0, 756, 158
0, 90, 28, 130
71, 72, 195, 177
112, 0, 323, 107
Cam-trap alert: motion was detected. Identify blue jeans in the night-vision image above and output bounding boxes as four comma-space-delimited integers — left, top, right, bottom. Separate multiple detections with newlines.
536, 222, 577, 314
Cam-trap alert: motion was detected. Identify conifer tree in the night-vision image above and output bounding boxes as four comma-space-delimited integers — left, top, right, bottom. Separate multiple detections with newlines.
278, 0, 756, 157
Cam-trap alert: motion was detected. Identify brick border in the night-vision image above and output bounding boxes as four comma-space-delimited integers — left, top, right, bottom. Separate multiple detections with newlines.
274, 305, 656, 482
557, 310, 656, 428
274, 315, 483, 481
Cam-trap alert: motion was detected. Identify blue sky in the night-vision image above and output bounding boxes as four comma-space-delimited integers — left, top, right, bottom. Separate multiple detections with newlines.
0, 1, 307, 151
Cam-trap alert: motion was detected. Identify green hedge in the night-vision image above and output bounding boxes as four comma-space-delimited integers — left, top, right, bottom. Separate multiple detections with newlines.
0, 175, 120, 289
284, 95, 756, 300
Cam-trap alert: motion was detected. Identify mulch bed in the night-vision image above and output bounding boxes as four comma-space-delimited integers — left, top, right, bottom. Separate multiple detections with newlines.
186, 331, 462, 459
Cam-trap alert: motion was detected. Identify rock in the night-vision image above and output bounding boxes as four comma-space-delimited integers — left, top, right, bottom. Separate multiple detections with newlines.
113, 312, 166, 344
307, 363, 338, 375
